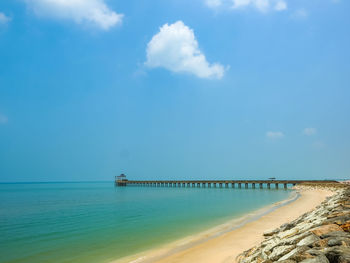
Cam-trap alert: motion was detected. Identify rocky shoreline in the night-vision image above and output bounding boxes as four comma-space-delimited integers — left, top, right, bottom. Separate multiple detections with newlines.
237, 183, 350, 263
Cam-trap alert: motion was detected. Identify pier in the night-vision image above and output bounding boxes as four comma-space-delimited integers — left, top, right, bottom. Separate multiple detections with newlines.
115, 178, 337, 189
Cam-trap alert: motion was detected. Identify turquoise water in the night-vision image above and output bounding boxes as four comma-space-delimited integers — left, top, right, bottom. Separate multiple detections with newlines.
0, 182, 292, 263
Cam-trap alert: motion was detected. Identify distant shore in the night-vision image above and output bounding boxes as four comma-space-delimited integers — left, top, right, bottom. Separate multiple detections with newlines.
113, 186, 335, 263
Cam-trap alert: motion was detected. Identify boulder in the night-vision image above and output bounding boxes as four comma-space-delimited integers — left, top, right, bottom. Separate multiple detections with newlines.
263, 228, 279, 237
278, 229, 299, 239
299, 255, 329, 263
311, 224, 343, 236
278, 246, 309, 261
321, 231, 350, 239
297, 234, 320, 247
268, 245, 295, 261
340, 221, 350, 232
324, 246, 350, 263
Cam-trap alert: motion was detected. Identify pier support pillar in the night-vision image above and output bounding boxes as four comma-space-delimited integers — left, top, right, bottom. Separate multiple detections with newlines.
208, 183, 211, 188
238, 183, 241, 188
252, 183, 255, 189
259, 183, 263, 189
202, 183, 206, 188
245, 183, 248, 189
197, 183, 200, 187
187, 183, 190, 188
192, 183, 195, 187
214, 183, 216, 188
267, 183, 270, 189
275, 183, 279, 189
225, 183, 228, 188
284, 183, 287, 189
232, 183, 235, 188
219, 183, 222, 188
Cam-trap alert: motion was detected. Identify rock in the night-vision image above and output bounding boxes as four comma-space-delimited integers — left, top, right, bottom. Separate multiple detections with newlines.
278, 229, 299, 239
280, 223, 296, 232
311, 224, 343, 236
297, 234, 320, 247
268, 245, 295, 261
313, 238, 329, 248
278, 260, 296, 263
263, 228, 279, 237
328, 239, 342, 247
340, 222, 350, 232
325, 246, 350, 263
281, 231, 311, 246
278, 246, 309, 261
324, 215, 350, 225
299, 255, 330, 263
321, 231, 350, 239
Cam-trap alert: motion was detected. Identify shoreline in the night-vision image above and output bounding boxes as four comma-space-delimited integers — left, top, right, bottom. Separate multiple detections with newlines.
112, 188, 333, 263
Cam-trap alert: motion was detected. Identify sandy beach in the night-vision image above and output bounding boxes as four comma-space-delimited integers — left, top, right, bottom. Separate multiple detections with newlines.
115, 188, 334, 263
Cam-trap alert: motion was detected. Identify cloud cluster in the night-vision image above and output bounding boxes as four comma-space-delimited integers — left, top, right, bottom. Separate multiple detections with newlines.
24, 0, 123, 30
145, 21, 225, 79
266, 131, 284, 139
0, 12, 11, 24
206, 0, 287, 12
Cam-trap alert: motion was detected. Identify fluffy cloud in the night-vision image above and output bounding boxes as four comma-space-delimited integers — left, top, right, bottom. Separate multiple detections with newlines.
303, 128, 317, 136
232, 0, 287, 12
266, 131, 284, 139
24, 0, 123, 30
145, 21, 225, 79
0, 12, 11, 24
0, 113, 8, 124
274, 0, 287, 11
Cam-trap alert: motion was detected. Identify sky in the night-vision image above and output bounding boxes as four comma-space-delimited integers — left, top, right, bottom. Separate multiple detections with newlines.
0, 0, 349, 182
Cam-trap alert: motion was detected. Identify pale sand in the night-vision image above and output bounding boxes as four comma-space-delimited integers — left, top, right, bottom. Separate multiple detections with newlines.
114, 189, 333, 263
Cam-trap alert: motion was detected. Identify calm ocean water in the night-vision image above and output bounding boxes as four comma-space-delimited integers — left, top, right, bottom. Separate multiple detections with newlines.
0, 182, 292, 263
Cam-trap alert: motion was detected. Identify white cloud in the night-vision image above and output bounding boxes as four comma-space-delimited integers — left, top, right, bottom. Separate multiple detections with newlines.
145, 21, 225, 79
231, 0, 287, 12
206, 0, 223, 8
24, 0, 123, 30
274, 0, 287, 11
0, 113, 8, 124
266, 131, 284, 139
303, 127, 317, 136
0, 12, 11, 24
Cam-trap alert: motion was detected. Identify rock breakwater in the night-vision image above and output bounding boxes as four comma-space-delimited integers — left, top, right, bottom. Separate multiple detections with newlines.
237, 185, 350, 263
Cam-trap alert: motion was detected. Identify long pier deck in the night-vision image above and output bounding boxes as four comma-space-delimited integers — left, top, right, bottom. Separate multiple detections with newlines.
115, 179, 337, 189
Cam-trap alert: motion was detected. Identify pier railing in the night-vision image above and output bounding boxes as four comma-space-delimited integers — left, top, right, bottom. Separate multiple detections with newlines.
115, 180, 338, 189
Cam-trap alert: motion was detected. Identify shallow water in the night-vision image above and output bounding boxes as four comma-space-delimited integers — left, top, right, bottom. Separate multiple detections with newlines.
0, 182, 292, 263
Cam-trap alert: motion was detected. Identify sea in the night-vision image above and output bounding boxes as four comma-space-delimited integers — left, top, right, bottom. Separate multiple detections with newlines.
0, 182, 294, 263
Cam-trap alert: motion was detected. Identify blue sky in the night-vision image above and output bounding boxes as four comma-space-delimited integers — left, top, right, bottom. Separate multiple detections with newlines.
0, 0, 349, 182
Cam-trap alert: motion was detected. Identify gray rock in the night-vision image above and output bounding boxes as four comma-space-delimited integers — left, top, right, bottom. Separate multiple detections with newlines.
280, 223, 296, 232
325, 246, 350, 263
327, 238, 343, 247
297, 234, 320, 247
263, 228, 280, 237
269, 245, 295, 261
278, 246, 309, 261
299, 255, 329, 263
321, 231, 350, 239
